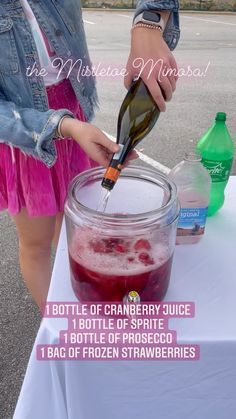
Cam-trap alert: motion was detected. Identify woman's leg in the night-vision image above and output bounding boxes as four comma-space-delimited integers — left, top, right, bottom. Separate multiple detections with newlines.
12, 209, 56, 309
52, 212, 64, 249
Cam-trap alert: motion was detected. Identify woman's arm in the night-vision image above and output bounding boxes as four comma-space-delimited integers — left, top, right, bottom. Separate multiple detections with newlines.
0, 95, 73, 167
0, 97, 137, 168
125, 0, 180, 111
134, 0, 180, 51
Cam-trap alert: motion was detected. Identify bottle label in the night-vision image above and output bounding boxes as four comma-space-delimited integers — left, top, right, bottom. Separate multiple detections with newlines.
113, 144, 124, 160
201, 158, 233, 182
177, 207, 208, 237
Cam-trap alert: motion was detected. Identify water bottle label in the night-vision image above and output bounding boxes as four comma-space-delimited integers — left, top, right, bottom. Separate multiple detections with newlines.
177, 207, 208, 237
201, 158, 233, 182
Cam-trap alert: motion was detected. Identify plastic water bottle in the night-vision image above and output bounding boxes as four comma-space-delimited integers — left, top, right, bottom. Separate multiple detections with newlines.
169, 151, 211, 245
196, 112, 234, 216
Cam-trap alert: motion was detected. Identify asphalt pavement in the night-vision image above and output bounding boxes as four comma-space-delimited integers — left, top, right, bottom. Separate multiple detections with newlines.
86, 11, 236, 168
0, 11, 236, 419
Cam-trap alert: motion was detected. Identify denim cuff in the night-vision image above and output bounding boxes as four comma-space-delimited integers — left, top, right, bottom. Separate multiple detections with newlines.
135, 0, 179, 18
36, 109, 74, 168
134, 0, 180, 50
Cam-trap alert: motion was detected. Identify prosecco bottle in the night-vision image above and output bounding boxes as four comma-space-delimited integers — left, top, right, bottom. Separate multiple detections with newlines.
102, 78, 160, 191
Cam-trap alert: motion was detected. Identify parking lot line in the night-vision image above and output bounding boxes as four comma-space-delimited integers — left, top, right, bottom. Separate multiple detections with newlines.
138, 151, 170, 174
182, 15, 236, 26
105, 132, 170, 174
116, 14, 132, 19
83, 19, 96, 25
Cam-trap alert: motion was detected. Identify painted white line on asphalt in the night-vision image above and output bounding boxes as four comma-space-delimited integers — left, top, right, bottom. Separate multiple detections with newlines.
116, 14, 132, 19
104, 132, 170, 174
83, 19, 96, 25
182, 15, 236, 26
218, 42, 233, 46
138, 151, 170, 174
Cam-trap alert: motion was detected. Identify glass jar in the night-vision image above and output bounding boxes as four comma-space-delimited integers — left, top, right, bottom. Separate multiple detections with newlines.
65, 166, 179, 302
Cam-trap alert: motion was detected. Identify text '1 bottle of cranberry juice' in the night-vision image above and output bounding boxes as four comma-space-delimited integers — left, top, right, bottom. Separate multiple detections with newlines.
65, 166, 179, 302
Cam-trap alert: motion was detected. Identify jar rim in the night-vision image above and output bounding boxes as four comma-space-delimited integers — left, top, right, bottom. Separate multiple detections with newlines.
66, 165, 179, 228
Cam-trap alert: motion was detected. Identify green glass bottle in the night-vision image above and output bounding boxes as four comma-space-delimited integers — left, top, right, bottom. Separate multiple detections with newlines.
196, 112, 234, 216
102, 78, 160, 191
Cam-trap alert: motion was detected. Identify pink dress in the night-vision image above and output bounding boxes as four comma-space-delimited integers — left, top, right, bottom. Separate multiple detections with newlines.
0, 78, 95, 217
0, 2, 96, 217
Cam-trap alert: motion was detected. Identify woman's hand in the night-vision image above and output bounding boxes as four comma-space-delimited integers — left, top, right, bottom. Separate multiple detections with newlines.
60, 117, 138, 167
125, 27, 178, 112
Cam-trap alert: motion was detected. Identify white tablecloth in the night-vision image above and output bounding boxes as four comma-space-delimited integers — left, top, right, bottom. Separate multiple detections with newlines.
14, 177, 236, 419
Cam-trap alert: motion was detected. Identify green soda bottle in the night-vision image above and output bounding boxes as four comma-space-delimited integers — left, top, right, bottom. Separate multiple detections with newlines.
196, 112, 234, 216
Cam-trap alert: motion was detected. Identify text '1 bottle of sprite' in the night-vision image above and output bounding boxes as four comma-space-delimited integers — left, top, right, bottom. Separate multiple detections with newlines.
196, 112, 234, 216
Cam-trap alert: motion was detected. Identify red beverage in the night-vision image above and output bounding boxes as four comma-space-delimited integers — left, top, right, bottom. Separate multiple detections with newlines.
69, 229, 173, 302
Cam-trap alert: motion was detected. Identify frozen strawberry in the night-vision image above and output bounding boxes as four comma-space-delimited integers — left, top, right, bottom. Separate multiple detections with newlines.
114, 244, 126, 253
90, 240, 111, 254
134, 239, 151, 251
102, 238, 123, 253
138, 252, 154, 266
127, 257, 135, 263
105, 238, 121, 248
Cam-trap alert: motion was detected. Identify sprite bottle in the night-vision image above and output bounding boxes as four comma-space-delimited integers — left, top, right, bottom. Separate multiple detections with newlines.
196, 112, 234, 216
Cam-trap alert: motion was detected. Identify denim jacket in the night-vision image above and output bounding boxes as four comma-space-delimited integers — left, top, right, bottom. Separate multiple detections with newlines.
135, 0, 180, 50
0, 0, 179, 167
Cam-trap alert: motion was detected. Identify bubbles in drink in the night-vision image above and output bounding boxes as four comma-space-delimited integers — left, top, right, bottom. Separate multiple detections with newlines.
69, 227, 173, 302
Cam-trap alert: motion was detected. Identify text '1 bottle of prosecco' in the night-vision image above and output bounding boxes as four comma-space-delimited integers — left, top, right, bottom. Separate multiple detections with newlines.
196, 112, 234, 216
102, 78, 160, 191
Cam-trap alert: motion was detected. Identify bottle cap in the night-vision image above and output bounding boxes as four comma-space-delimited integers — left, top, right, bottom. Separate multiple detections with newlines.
215, 112, 226, 122
184, 151, 201, 162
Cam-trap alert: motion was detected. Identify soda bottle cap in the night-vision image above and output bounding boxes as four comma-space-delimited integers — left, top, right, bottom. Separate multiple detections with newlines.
215, 112, 226, 122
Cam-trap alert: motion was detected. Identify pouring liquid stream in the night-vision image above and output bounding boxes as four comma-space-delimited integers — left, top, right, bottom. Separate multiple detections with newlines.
96, 188, 111, 213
